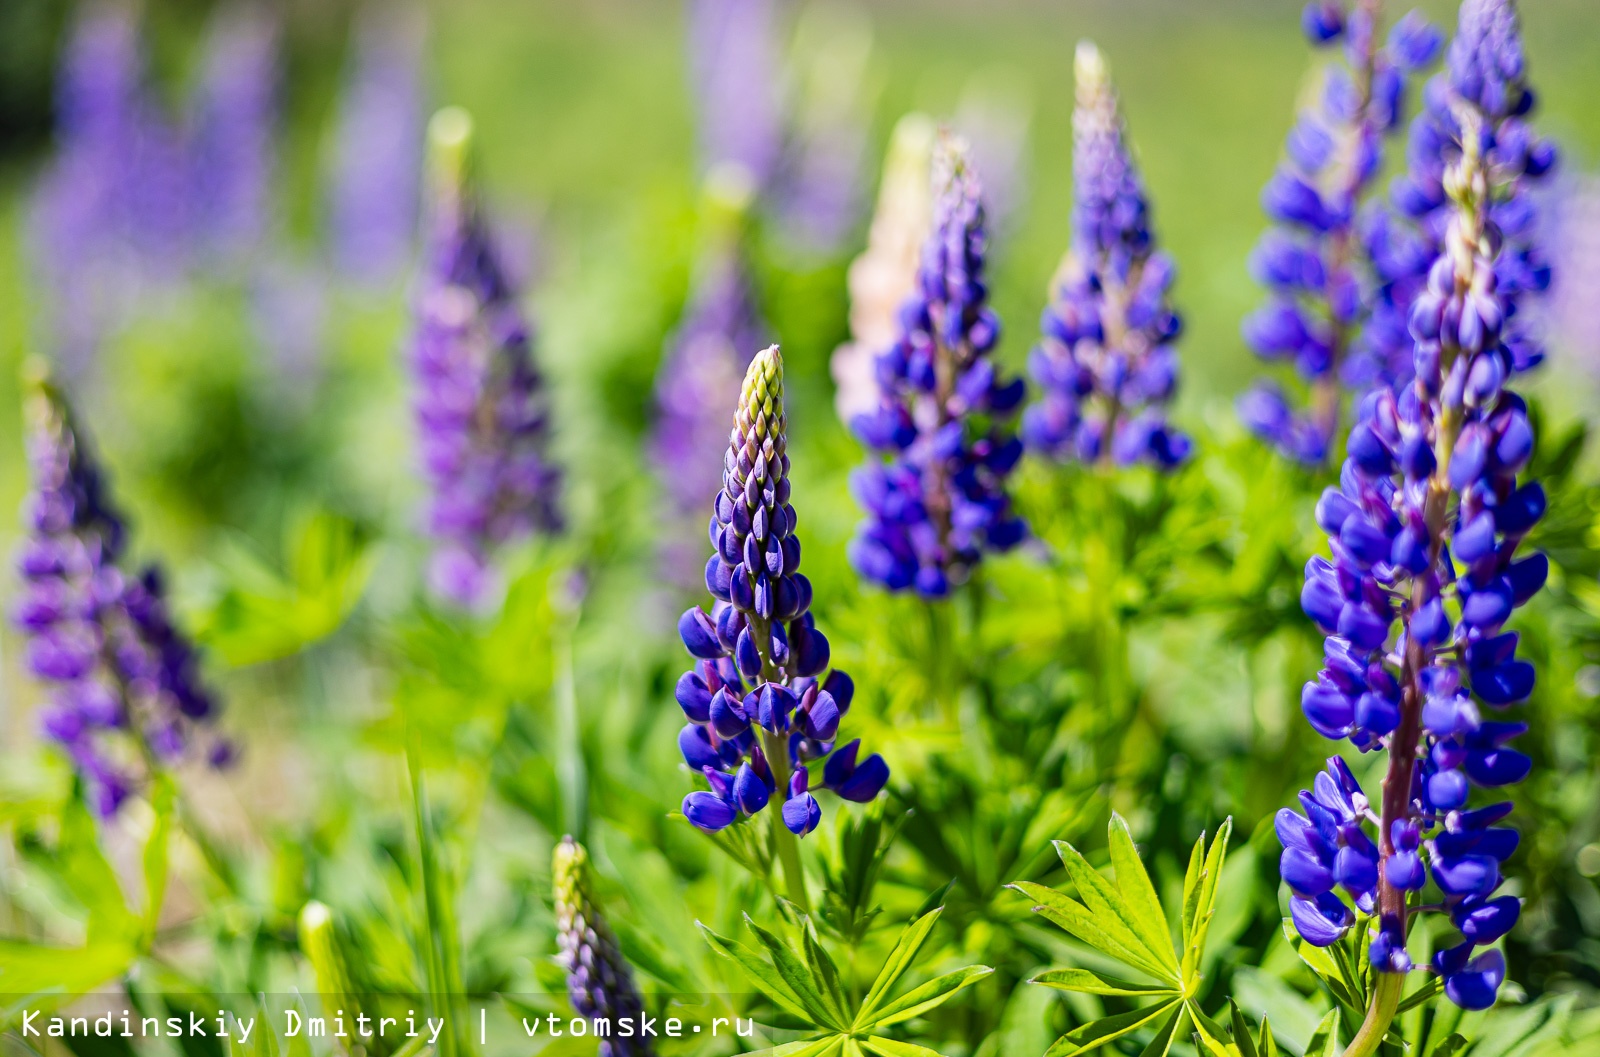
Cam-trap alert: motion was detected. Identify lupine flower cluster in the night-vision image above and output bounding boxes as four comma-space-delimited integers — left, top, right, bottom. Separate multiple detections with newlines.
1280, 0, 1551, 1012
1363, 0, 1555, 396
1239, 2, 1442, 464
677, 347, 888, 837
1021, 42, 1190, 471
328, 5, 427, 285
651, 167, 766, 581
553, 837, 653, 1057
188, 7, 280, 268
13, 367, 225, 817
410, 110, 562, 606
850, 136, 1026, 597
831, 113, 936, 425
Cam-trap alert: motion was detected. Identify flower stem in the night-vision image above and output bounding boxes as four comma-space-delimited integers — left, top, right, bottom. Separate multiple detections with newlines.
760, 729, 810, 912
1342, 969, 1404, 1057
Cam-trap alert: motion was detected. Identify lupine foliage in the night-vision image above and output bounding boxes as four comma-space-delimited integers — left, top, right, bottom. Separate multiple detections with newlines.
4, 3, 1600, 1057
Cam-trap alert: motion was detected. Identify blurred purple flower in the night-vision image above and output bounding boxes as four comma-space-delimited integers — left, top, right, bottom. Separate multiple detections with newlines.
686, 0, 784, 189
410, 110, 562, 606
329, 5, 426, 285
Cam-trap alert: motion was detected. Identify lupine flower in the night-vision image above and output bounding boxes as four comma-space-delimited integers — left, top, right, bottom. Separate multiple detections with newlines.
1021, 42, 1189, 471
410, 109, 561, 606
1239, 2, 1442, 463
831, 113, 936, 425
1366, 0, 1555, 394
187, 6, 279, 267
849, 135, 1026, 597
1283, 4, 1550, 1010
1544, 176, 1600, 374
27, 4, 169, 379
329, 4, 426, 285
14, 364, 226, 817
676, 347, 887, 836
552, 837, 653, 1056
651, 165, 766, 585
685, 0, 784, 190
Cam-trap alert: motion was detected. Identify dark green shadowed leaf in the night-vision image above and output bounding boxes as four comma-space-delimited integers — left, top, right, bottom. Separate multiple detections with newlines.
1230, 1000, 1259, 1057
801, 919, 850, 1026
1134, 1003, 1188, 1057
1304, 1010, 1340, 1057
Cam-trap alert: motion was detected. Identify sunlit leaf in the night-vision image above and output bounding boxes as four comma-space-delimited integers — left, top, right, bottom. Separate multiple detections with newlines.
866, 965, 993, 1028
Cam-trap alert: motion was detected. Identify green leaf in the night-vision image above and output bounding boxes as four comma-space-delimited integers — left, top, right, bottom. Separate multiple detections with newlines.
1396, 976, 1443, 1015
1304, 1010, 1340, 1057
1030, 968, 1180, 997
1051, 841, 1181, 984
860, 1037, 950, 1057
1429, 1033, 1469, 1057
1190, 1004, 1237, 1057
744, 914, 848, 1031
1107, 814, 1179, 973
1011, 881, 1174, 983
1280, 919, 1360, 1010
856, 907, 944, 1024
1179, 831, 1206, 966
913, 880, 955, 920
0, 940, 136, 1021
697, 921, 814, 1023
1229, 1000, 1259, 1057
1044, 999, 1184, 1057
1134, 1004, 1188, 1057
1184, 818, 1232, 973
57, 793, 136, 943
1258, 1016, 1279, 1057
866, 965, 993, 1028
801, 919, 850, 1026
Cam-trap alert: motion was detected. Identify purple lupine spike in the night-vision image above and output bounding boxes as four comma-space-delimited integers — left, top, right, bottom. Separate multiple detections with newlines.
1022, 42, 1189, 472
410, 109, 561, 606
651, 166, 766, 589
1365, 0, 1553, 396
14, 363, 227, 817
1240, 1, 1443, 464
676, 347, 887, 843
187, 5, 280, 267
1284, 3, 1548, 1021
26, 4, 164, 380
686, 0, 784, 189
552, 837, 654, 1056
849, 134, 1026, 598
328, 4, 426, 285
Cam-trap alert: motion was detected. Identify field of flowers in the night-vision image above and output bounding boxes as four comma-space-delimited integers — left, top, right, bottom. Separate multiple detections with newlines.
2, 1, 1600, 1055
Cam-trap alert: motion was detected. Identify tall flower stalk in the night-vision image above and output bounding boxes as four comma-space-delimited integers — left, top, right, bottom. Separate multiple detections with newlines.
850, 134, 1026, 598
1021, 42, 1189, 471
14, 363, 226, 817
409, 108, 562, 606
1284, 4, 1552, 1048
675, 347, 887, 910
553, 837, 654, 1056
1239, 1, 1442, 464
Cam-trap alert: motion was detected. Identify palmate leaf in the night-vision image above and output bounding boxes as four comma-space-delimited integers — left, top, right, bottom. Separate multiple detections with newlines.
1021, 816, 1236, 1057
866, 965, 994, 1028
855, 906, 946, 1024
860, 1037, 951, 1057
698, 921, 818, 1023
743, 915, 849, 1031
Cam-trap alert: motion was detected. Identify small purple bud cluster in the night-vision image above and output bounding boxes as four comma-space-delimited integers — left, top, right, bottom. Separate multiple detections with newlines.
1280, 4, 1549, 1009
410, 111, 561, 606
849, 136, 1026, 598
553, 837, 654, 1057
677, 347, 888, 836
1022, 42, 1190, 471
14, 369, 226, 817
1365, 0, 1554, 394
1239, 3, 1442, 463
